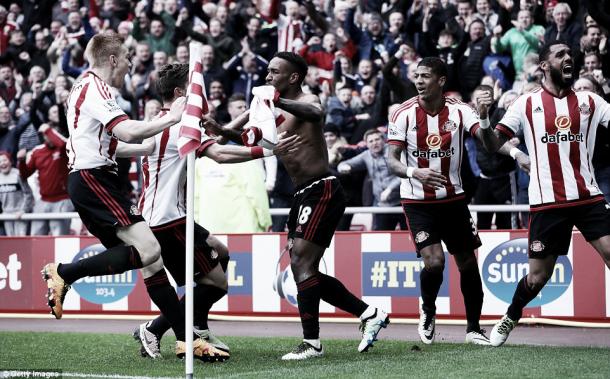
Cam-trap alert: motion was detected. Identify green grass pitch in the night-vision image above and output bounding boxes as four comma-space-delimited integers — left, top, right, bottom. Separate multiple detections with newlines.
1, 331, 609, 378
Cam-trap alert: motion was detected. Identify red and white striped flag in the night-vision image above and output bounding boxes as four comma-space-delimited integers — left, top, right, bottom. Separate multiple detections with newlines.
177, 43, 209, 158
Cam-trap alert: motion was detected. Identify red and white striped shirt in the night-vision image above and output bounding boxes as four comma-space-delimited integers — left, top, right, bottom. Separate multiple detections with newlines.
66, 72, 129, 171
388, 96, 481, 202
497, 87, 610, 209
139, 110, 215, 227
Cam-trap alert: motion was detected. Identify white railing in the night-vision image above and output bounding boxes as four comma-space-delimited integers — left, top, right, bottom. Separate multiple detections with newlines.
0, 205, 531, 221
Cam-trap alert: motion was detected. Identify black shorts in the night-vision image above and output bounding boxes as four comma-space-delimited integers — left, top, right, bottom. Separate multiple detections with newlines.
287, 175, 345, 248
68, 168, 144, 248
402, 197, 482, 257
528, 199, 610, 258
151, 219, 218, 286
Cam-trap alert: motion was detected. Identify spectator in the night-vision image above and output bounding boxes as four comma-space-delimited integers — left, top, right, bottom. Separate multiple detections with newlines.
491, 10, 544, 75
17, 124, 72, 235
351, 85, 387, 144
133, 4, 176, 56
344, 6, 389, 63
326, 85, 357, 141
243, 17, 276, 61
0, 151, 33, 236
354, 59, 381, 93
458, 18, 492, 100
0, 105, 30, 160
543, 2, 582, 53
299, 33, 356, 84
224, 44, 268, 103
338, 129, 405, 231
0, 65, 18, 106
0, 6, 18, 55
4, 29, 34, 77
201, 45, 227, 93
207, 80, 230, 124
473, 0, 499, 35
382, 46, 418, 103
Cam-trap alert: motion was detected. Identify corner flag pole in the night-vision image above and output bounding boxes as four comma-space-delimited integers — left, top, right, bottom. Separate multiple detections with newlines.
185, 151, 195, 378
178, 42, 207, 378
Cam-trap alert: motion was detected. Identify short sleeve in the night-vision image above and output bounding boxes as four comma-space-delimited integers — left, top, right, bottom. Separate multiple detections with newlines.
496, 95, 526, 138
195, 132, 217, 158
591, 92, 610, 129
460, 104, 480, 137
81, 76, 128, 132
388, 107, 407, 148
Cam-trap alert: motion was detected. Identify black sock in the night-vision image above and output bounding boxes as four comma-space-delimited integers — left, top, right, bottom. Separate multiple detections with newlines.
420, 267, 443, 315
147, 284, 228, 337
193, 284, 227, 330
296, 274, 321, 340
460, 266, 484, 332
219, 255, 230, 272
57, 245, 143, 285
318, 273, 367, 317
144, 270, 185, 342
146, 314, 171, 339
507, 276, 539, 321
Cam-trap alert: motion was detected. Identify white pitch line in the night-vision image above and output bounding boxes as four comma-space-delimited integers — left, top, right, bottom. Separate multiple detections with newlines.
0, 371, 180, 379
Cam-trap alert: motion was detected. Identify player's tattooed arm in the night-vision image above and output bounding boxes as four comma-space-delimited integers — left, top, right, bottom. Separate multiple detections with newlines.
388, 144, 446, 189
275, 94, 324, 123
115, 137, 156, 157
201, 113, 248, 145
475, 127, 507, 153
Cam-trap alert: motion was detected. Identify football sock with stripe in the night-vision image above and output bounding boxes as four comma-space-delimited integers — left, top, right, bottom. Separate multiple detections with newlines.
57, 245, 143, 285
507, 276, 538, 321
318, 273, 368, 317
147, 284, 228, 337
296, 275, 321, 340
144, 269, 186, 342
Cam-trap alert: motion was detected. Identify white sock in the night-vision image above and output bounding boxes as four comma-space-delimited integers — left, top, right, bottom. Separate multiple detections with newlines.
303, 338, 321, 349
359, 305, 376, 320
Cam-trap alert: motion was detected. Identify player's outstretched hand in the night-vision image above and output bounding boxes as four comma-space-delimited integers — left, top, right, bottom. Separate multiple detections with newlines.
413, 168, 447, 189
273, 132, 302, 155
515, 151, 530, 174
168, 96, 187, 122
200, 115, 223, 136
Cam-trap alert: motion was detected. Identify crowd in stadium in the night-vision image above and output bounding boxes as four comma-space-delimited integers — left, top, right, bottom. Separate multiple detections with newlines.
0, 0, 609, 236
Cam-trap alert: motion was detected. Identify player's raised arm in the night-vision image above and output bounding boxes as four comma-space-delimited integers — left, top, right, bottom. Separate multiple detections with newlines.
275, 93, 324, 123
197, 132, 302, 163
472, 87, 507, 153
472, 89, 531, 173
111, 97, 186, 142
201, 113, 249, 145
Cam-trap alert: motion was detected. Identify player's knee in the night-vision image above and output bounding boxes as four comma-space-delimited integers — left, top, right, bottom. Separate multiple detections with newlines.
527, 272, 550, 291
424, 255, 445, 272
216, 276, 228, 291
136, 238, 162, 266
